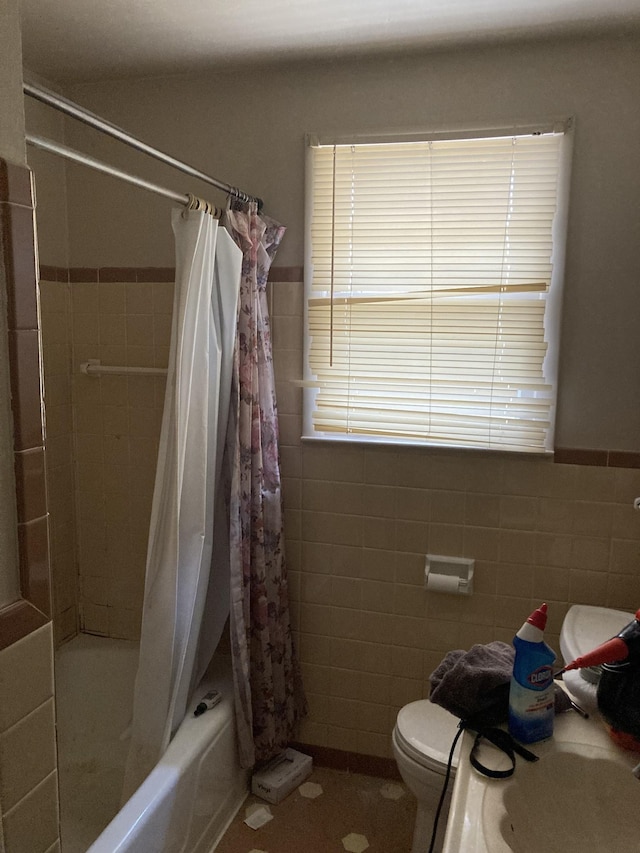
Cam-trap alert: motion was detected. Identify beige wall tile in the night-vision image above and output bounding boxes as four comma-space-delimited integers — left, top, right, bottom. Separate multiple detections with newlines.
361, 548, 394, 581
393, 584, 426, 619
272, 281, 303, 317
102, 405, 128, 436
607, 573, 640, 611
125, 282, 153, 314
364, 516, 397, 551
426, 522, 463, 556
571, 537, 610, 572
331, 607, 363, 641
572, 501, 612, 538
500, 495, 538, 530
394, 552, 424, 586
430, 490, 465, 524
569, 569, 609, 605
611, 504, 640, 540
99, 375, 128, 407
71, 283, 98, 313
301, 573, 332, 606
610, 539, 640, 574
99, 313, 126, 347
390, 645, 423, 681
302, 511, 362, 547
98, 282, 125, 314
394, 488, 429, 522
462, 527, 500, 562
361, 579, 393, 613
331, 577, 362, 609
126, 314, 154, 347
535, 533, 573, 569
0, 699, 56, 811
356, 729, 391, 759
152, 282, 174, 314
297, 718, 328, 747
107, 607, 140, 640
394, 451, 432, 489
499, 529, 537, 565
2, 770, 58, 853
613, 468, 640, 504
303, 481, 363, 515
0, 625, 53, 732
81, 603, 109, 636
275, 380, 302, 417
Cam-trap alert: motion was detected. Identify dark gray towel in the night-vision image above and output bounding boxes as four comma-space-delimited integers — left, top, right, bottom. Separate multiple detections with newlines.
429, 641, 571, 727
429, 641, 515, 724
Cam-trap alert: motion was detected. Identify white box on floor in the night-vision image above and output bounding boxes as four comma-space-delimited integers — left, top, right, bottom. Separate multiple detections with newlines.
251, 748, 312, 803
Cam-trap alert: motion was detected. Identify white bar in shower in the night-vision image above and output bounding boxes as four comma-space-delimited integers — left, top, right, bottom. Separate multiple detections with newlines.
80, 359, 168, 377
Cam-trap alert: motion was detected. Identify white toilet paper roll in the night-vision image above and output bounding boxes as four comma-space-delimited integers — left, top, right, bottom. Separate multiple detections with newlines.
426, 573, 460, 594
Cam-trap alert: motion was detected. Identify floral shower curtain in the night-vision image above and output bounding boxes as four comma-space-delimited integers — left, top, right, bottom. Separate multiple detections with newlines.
224, 201, 307, 768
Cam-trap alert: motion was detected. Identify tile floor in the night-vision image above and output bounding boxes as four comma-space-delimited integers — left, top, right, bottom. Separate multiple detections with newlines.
215, 765, 417, 853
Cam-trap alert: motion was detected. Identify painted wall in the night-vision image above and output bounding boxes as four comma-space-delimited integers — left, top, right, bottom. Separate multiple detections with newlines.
0, 0, 26, 167
50, 33, 640, 453
23, 90, 70, 269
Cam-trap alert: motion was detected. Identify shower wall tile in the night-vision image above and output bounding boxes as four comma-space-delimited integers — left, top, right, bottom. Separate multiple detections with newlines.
0, 698, 56, 811
39, 279, 78, 646
0, 623, 53, 732
69, 278, 172, 640
1, 770, 59, 853
0, 161, 60, 851
271, 277, 640, 762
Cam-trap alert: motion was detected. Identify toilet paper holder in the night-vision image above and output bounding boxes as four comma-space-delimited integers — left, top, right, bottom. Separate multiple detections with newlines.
425, 554, 474, 595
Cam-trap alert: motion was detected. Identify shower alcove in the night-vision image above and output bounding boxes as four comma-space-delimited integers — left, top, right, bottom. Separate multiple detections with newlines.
40, 270, 173, 849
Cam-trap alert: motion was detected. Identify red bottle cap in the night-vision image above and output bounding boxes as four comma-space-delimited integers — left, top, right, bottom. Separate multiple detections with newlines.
526, 603, 548, 631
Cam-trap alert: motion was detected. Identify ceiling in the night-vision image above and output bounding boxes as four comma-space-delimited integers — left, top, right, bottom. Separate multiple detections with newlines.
20, 0, 640, 83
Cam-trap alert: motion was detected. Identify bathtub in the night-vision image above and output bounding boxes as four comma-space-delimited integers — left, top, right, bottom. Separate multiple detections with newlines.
55, 634, 249, 853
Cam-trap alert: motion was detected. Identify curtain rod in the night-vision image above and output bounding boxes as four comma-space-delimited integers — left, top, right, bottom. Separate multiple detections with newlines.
26, 132, 222, 215
23, 80, 263, 209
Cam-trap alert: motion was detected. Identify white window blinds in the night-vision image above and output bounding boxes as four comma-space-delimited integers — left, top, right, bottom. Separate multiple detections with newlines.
304, 130, 568, 453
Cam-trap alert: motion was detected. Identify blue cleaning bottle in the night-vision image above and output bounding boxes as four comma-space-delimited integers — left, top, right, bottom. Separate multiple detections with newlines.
508, 603, 556, 744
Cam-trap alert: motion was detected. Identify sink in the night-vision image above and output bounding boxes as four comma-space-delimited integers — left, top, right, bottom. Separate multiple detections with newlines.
481, 741, 638, 852
442, 699, 640, 853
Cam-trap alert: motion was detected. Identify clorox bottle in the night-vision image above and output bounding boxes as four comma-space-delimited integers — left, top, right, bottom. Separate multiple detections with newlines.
508, 603, 556, 744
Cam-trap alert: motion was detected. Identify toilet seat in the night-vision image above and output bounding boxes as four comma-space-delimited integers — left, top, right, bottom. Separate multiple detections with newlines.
395, 699, 462, 774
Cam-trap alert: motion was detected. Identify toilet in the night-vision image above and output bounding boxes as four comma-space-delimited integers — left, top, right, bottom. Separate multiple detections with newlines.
393, 603, 635, 853
392, 699, 461, 853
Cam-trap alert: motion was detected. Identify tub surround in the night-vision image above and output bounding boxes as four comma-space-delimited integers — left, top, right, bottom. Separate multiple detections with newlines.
0, 159, 52, 644
0, 155, 60, 853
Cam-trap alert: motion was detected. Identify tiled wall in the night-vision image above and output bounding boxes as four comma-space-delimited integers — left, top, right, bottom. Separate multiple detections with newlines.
0, 624, 59, 853
39, 268, 174, 642
39, 276, 77, 646
268, 275, 640, 760
0, 157, 60, 851
37, 264, 640, 765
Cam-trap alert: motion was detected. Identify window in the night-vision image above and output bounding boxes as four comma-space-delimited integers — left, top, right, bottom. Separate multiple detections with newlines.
303, 126, 571, 453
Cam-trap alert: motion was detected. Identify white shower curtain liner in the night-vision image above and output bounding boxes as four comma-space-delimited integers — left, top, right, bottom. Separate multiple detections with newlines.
122, 208, 242, 798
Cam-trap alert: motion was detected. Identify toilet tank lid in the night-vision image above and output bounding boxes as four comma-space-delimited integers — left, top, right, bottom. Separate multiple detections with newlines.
560, 604, 634, 663
396, 699, 461, 769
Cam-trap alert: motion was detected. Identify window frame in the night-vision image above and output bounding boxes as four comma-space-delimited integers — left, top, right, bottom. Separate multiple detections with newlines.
303, 121, 573, 454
